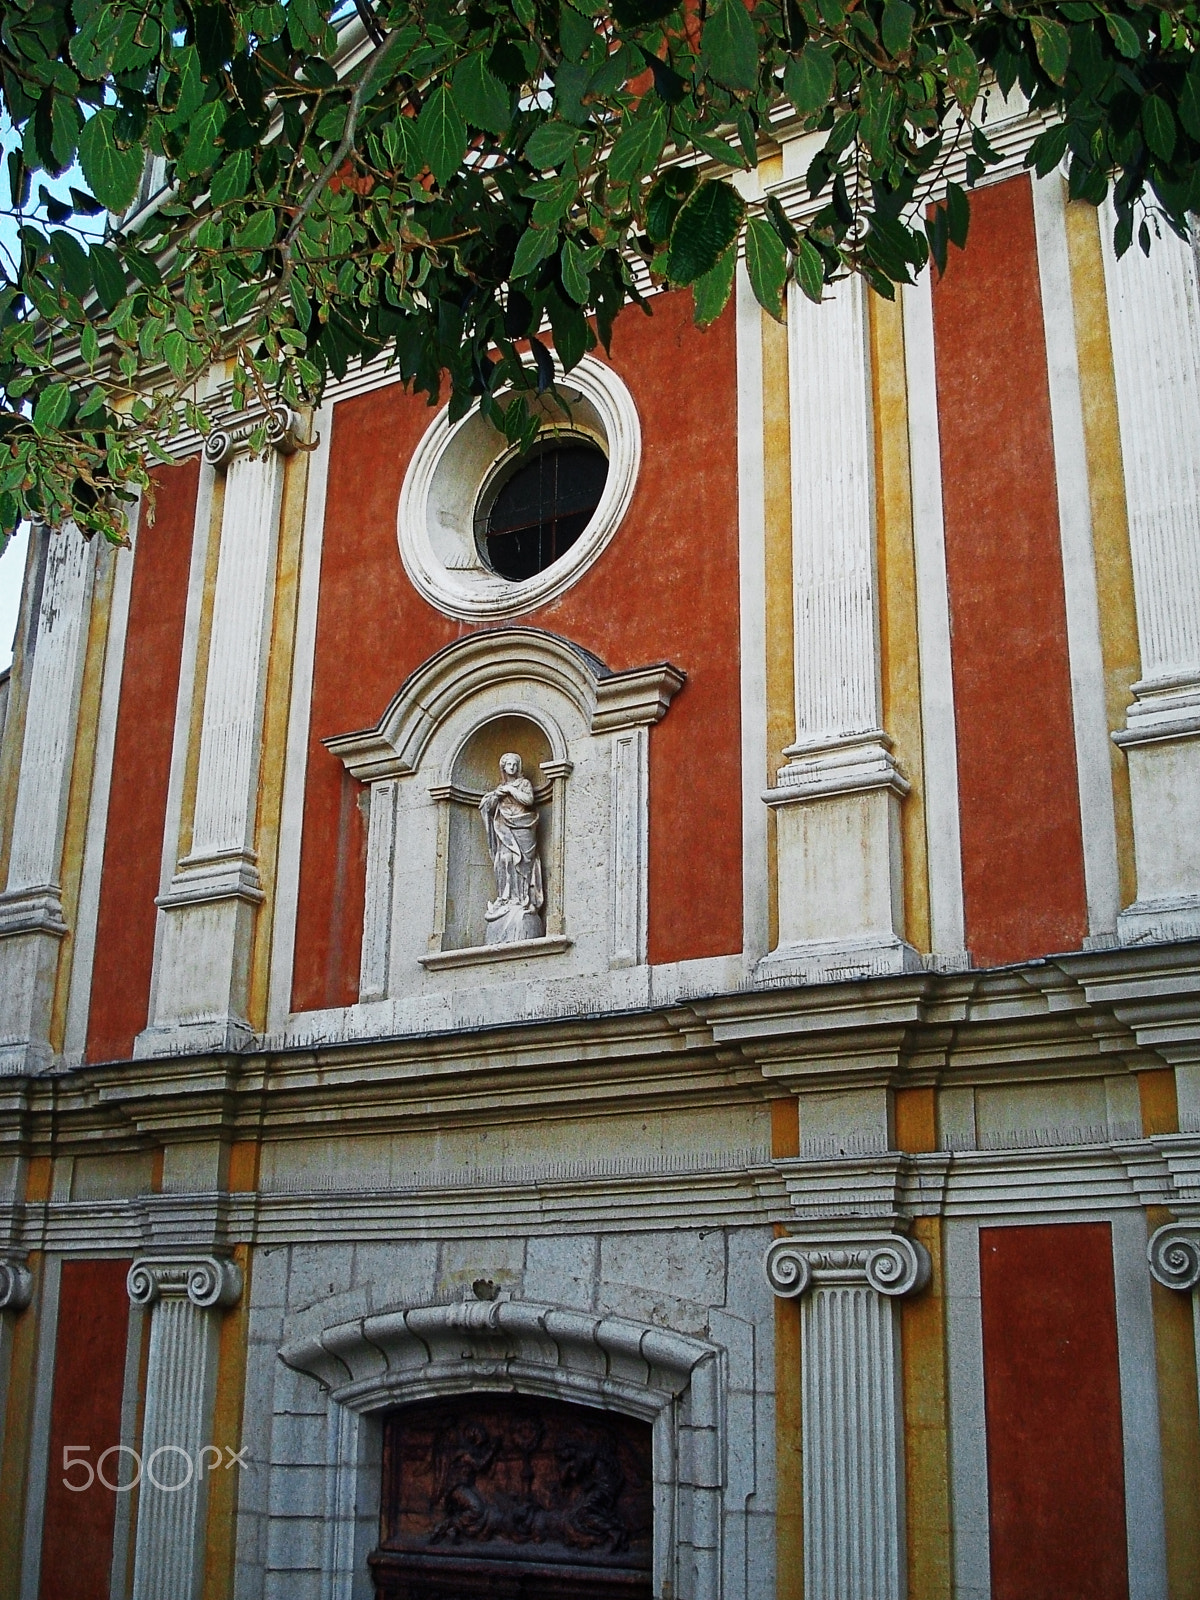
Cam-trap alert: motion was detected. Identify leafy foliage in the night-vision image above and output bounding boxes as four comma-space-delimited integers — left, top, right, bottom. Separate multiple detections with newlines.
1, 0, 1198, 543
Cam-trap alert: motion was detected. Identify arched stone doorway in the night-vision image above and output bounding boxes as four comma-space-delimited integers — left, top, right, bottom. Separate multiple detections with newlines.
369, 1394, 653, 1597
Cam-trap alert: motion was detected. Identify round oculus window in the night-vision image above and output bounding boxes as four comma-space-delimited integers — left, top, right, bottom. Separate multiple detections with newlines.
476, 437, 609, 582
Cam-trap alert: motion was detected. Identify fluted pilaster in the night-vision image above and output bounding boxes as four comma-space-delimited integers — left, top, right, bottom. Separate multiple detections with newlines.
1102, 217, 1200, 943
759, 278, 913, 985
765, 1234, 929, 1600
0, 526, 95, 1072
127, 1255, 241, 1600
141, 417, 295, 1054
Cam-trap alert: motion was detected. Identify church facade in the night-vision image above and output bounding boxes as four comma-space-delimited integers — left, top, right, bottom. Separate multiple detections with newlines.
0, 99, 1199, 1600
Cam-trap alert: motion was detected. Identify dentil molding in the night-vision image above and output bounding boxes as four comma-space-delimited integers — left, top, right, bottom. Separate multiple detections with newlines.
126, 1254, 243, 1309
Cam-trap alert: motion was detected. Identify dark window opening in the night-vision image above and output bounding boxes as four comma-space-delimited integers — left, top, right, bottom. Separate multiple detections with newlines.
479, 438, 608, 582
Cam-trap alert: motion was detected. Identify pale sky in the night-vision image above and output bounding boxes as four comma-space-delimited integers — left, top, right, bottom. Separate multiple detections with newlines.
0, 524, 28, 675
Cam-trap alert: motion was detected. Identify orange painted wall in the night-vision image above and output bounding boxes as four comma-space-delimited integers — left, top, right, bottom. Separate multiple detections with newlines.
87, 459, 199, 1062
38, 1258, 132, 1600
932, 176, 1087, 967
292, 290, 742, 1011
980, 1222, 1128, 1600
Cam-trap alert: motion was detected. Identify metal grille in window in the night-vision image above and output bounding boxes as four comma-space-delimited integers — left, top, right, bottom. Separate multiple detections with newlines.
479, 439, 609, 582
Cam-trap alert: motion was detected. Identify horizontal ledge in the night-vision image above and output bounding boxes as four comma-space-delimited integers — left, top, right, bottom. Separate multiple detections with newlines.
419, 935, 573, 971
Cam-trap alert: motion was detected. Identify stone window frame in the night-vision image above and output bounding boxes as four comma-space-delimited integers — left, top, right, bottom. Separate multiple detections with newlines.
278, 1298, 725, 1600
396, 355, 641, 622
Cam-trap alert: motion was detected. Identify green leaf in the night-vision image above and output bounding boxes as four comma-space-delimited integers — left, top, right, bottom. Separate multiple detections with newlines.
1142, 95, 1176, 163
607, 107, 667, 185
234, 207, 277, 250
881, 0, 914, 57
525, 121, 581, 169
453, 53, 511, 136
163, 330, 190, 379
77, 109, 144, 213
419, 86, 468, 188
794, 236, 824, 303
1030, 17, 1070, 85
665, 179, 747, 285
560, 238, 590, 303
1102, 12, 1140, 58
50, 95, 82, 170
50, 229, 91, 300
690, 129, 752, 170
692, 242, 736, 327
945, 37, 979, 108
210, 149, 252, 206
33, 383, 71, 435
511, 225, 558, 279
81, 323, 100, 368
945, 181, 970, 249
178, 99, 228, 179
1180, 67, 1200, 142
703, 0, 759, 92
744, 215, 788, 319
783, 44, 834, 116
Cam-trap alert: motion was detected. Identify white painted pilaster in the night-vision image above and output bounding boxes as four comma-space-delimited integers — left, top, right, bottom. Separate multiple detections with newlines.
609, 725, 648, 968
141, 419, 295, 1054
759, 277, 916, 984
1100, 212, 1200, 944
1031, 174, 1121, 944
765, 1232, 930, 1599
902, 271, 968, 967
359, 779, 397, 1002
736, 261, 771, 966
126, 1255, 242, 1600
0, 527, 95, 1073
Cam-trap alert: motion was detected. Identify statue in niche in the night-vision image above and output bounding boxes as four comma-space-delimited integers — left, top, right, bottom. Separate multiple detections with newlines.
479, 752, 545, 944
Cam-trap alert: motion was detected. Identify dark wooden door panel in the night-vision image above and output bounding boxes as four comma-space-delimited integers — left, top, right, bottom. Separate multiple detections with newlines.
372, 1394, 654, 1600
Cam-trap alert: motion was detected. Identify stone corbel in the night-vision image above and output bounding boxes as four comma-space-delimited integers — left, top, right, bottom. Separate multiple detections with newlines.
764, 1232, 931, 1300
202, 403, 301, 468
1147, 1223, 1200, 1293
0, 1257, 33, 1313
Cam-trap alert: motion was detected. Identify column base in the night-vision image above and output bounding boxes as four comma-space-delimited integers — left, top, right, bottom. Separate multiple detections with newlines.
1113, 684, 1200, 948
755, 933, 924, 988
0, 891, 68, 1076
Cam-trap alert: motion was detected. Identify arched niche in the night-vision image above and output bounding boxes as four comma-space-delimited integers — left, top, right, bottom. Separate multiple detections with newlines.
322, 629, 685, 999
440, 714, 561, 954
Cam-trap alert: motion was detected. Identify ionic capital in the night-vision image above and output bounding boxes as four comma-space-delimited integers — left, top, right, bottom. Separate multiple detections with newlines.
765, 1233, 931, 1300
0, 1258, 33, 1313
1148, 1223, 1200, 1292
127, 1254, 242, 1310
203, 404, 300, 468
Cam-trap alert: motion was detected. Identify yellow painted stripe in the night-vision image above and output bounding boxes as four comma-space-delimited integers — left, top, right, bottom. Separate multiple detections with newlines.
247, 443, 310, 1030
901, 1215, 952, 1600
0, 1253, 43, 1600
869, 289, 930, 953
763, 302, 793, 955
1146, 1206, 1200, 1598
50, 544, 117, 1054
202, 1241, 254, 1600
1063, 199, 1139, 911
177, 469, 225, 864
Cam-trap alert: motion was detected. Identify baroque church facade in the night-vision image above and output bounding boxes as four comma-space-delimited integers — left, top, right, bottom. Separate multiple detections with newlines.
1, 99, 1199, 1600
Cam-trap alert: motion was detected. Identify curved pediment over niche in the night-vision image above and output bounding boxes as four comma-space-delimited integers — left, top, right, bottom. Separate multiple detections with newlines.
323, 627, 685, 784
318, 630, 687, 999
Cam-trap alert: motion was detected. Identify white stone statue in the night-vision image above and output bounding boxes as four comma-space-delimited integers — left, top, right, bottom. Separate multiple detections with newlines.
479, 753, 545, 944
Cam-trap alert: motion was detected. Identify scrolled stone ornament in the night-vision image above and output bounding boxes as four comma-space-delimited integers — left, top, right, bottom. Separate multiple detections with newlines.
763, 1239, 813, 1299
865, 1237, 931, 1298
1148, 1224, 1200, 1292
127, 1255, 243, 1309
203, 426, 234, 467
265, 404, 300, 453
0, 1259, 33, 1313
186, 1256, 242, 1309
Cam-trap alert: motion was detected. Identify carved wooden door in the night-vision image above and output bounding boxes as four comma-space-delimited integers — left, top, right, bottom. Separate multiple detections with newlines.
369, 1394, 654, 1598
